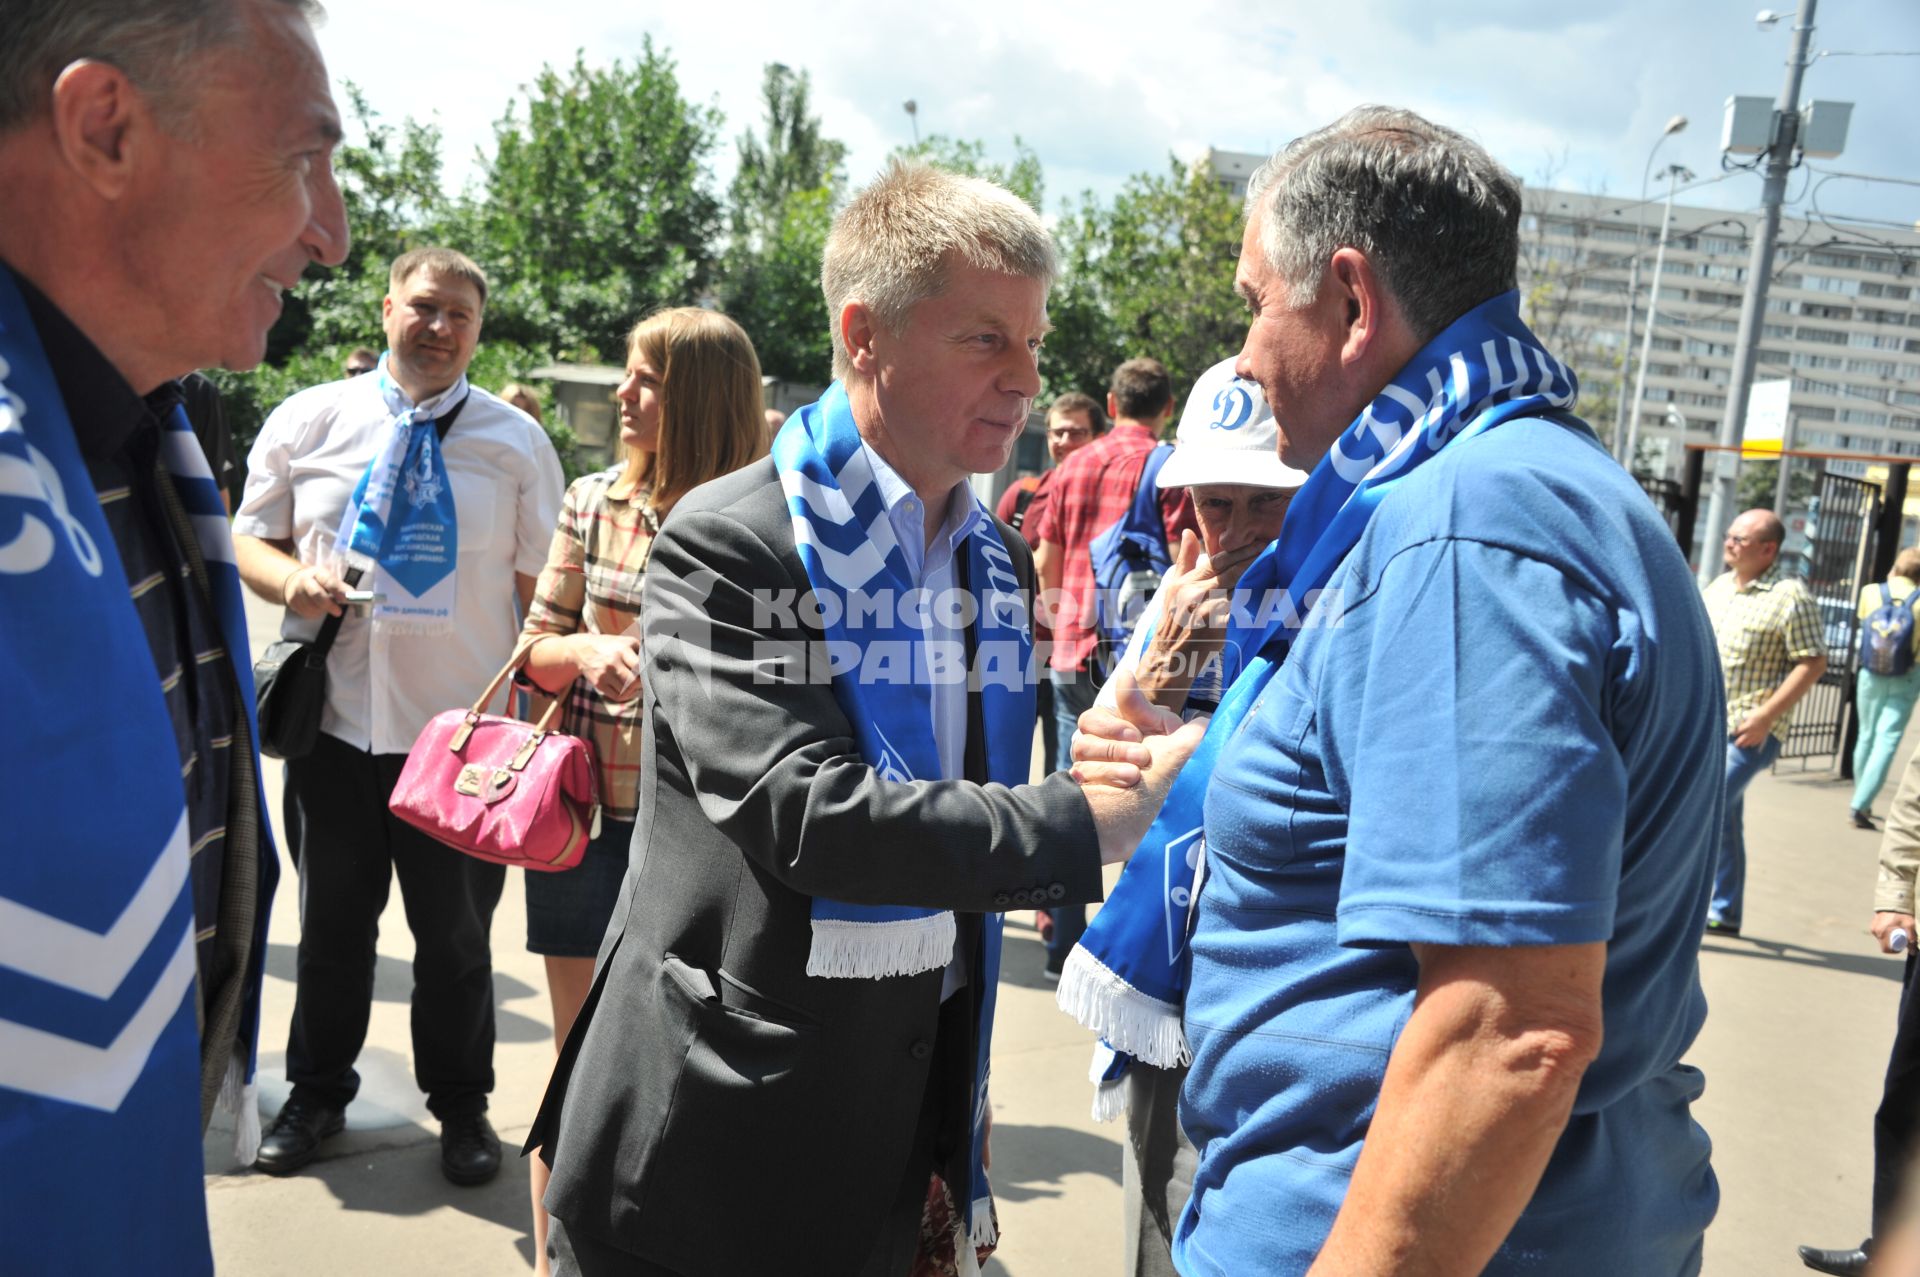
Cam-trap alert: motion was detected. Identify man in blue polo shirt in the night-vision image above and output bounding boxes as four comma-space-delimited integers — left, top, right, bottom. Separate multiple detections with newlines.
1083, 106, 1725, 1275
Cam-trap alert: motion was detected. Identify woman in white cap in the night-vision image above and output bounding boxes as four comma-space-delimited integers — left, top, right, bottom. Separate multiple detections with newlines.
1099, 358, 1306, 720
1083, 356, 1306, 1277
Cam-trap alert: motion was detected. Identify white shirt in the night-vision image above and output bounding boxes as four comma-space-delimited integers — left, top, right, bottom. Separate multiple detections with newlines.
862, 442, 981, 1000
234, 374, 565, 753
862, 442, 981, 780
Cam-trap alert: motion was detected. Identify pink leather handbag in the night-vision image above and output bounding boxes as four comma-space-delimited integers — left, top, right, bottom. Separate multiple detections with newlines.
388, 651, 600, 872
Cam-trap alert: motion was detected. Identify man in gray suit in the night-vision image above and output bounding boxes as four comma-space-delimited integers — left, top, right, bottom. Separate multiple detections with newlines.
528, 162, 1197, 1277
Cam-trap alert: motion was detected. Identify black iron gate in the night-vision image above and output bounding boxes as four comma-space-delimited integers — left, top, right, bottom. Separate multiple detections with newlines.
1636, 475, 1687, 543
1781, 471, 1880, 762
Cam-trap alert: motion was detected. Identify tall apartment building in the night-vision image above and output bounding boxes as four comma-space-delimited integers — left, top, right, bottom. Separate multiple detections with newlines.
1519, 187, 1920, 477
1202, 148, 1266, 200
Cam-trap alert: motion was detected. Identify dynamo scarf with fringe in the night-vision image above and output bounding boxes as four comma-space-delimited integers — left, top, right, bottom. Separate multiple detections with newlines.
773, 380, 1034, 1246
1056, 291, 1579, 1119
0, 263, 278, 1271
331, 354, 463, 634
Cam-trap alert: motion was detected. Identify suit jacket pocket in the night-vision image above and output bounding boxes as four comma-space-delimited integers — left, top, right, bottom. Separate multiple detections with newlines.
640, 954, 901, 1270
661, 952, 817, 1040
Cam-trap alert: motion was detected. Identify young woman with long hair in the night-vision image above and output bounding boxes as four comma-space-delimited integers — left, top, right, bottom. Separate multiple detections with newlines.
515, 308, 767, 1273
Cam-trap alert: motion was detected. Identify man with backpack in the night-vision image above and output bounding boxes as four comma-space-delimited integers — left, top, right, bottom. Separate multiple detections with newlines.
998, 393, 1109, 786
1702, 508, 1828, 935
1031, 358, 1194, 976
1851, 547, 1920, 830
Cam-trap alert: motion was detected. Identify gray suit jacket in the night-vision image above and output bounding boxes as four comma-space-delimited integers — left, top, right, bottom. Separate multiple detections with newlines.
530, 457, 1102, 1275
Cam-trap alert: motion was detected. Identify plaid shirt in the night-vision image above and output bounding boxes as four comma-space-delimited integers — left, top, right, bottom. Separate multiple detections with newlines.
1702, 565, 1825, 741
519, 468, 657, 819
1028, 423, 1196, 672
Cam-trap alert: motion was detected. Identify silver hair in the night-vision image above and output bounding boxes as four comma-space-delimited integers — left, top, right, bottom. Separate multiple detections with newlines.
0, 0, 323, 134
821, 159, 1057, 382
1244, 105, 1522, 343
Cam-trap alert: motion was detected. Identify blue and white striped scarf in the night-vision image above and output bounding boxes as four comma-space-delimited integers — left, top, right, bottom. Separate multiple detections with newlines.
0, 263, 277, 1272
332, 355, 462, 633
1056, 292, 1579, 1115
773, 381, 1034, 1243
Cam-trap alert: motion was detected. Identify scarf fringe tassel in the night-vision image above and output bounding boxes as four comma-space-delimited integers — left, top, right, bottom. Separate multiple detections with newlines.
367, 618, 456, 637
805, 913, 955, 979
1054, 946, 1189, 1068
968, 1196, 997, 1248
218, 1050, 261, 1167
1091, 1076, 1128, 1124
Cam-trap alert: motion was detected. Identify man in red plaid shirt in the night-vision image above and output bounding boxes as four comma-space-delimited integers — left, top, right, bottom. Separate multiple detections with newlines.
1030, 357, 1195, 976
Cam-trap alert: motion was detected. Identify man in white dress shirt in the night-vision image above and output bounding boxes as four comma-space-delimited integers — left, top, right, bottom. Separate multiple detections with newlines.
232, 246, 564, 1185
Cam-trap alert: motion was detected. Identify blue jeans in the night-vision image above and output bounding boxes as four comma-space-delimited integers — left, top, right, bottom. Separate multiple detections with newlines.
1046, 665, 1102, 963
1855, 667, 1920, 813
1710, 733, 1782, 928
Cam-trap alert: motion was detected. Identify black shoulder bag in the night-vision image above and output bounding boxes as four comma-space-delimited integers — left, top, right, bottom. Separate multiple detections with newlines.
252, 563, 362, 761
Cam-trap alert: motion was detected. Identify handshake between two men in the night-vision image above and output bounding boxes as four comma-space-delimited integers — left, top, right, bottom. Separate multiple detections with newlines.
1070, 525, 1259, 868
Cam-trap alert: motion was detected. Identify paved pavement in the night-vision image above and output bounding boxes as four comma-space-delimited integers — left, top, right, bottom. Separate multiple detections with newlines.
207, 588, 1917, 1274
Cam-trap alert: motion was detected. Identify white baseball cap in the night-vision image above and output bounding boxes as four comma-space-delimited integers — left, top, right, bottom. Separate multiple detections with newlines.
1155, 357, 1309, 491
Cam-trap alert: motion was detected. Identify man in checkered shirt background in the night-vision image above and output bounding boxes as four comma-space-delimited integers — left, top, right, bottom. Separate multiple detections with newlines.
1701, 507, 1829, 936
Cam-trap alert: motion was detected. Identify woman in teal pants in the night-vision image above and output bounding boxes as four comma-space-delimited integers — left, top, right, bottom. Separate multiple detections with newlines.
1856, 548, 1920, 828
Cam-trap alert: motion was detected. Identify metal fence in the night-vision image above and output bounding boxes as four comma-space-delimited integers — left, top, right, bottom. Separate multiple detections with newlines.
1636, 475, 1688, 544
1779, 471, 1879, 763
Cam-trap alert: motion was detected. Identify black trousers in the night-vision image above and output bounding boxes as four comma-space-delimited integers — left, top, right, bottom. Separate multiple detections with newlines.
1875, 951, 1920, 1237
1035, 672, 1057, 784
281, 730, 505, 1119
1124, 1063, 1197, 1277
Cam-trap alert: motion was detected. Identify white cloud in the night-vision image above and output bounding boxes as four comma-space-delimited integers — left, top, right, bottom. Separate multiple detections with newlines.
310, 0, 1918, 227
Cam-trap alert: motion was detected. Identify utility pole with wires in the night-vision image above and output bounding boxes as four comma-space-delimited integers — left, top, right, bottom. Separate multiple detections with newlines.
1698, 0, 1824, 585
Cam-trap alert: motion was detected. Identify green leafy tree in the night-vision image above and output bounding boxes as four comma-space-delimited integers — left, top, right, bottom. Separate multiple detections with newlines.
465, 44, 723, 363
729, 64, 846, 236
723, 188, 838, 385
1044, 157, 1246, 406
1739, 454, 1819, 512
719, 64, 848, 385
890, 134, 1044, 213
1046, 191, 1128, 403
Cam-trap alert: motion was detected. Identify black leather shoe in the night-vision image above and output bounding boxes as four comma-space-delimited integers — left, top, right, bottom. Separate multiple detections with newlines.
253, 1094, 346, 1176
440, 1112, 502, 1186
1854, 807, 1878, 830
1798, 1240, 1872, 1275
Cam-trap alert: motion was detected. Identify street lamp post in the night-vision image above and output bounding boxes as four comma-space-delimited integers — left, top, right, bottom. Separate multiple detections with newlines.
1612, 114, 1688, 464
1624, 163, 1695, 475
1697, 0, 1819, 585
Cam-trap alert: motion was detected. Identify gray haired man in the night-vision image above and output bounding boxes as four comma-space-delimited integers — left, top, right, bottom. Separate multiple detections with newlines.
1079, 106, 1726, 1274
0, 0, 345, 1270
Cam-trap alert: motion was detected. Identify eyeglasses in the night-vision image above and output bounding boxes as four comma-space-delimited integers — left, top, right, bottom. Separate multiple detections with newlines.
346, 365, 375, 377
1724, 534, 1771, 547
1047, 426, 1093, 442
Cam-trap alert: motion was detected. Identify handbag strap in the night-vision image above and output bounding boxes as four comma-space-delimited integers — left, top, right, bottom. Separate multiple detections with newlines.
305, 564, 365, 659
449, 642, 573, 754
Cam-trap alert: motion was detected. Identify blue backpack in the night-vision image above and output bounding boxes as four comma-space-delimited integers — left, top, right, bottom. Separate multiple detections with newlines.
1862, 583, 1920, 677
1088, 443, 1175, 676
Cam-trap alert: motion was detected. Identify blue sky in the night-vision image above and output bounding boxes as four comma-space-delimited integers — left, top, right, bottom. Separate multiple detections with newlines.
312, 0, 1918, 233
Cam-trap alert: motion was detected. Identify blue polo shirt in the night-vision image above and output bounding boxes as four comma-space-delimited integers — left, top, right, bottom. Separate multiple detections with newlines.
1176, 416, 1725, 1276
